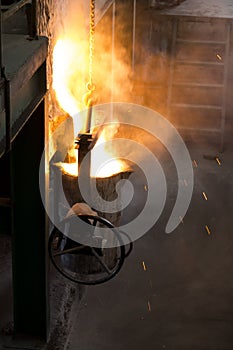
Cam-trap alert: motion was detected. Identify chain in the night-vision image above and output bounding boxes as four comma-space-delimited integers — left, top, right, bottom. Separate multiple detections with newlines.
83, 0, 96, 108
88, 0, 95, 91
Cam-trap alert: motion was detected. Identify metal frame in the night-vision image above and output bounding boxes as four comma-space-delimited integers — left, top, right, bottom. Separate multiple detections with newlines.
0, 0, 49, 340
2, 0, 31, 21
166, 15, 231, 151
11, 96, 49, 339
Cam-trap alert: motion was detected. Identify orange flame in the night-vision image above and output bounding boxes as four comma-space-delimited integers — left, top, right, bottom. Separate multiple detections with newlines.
57, 126, 127, 178
52, 39, 127, 178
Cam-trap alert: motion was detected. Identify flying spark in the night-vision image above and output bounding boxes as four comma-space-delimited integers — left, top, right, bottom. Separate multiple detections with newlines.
193, 160, 198, 167
142, 261, 147, 271
216, 157, 221, 165
147, 301, 151, 312
205, 225, 211, 235
216, 54, 222, 60
202, 192, 208, 201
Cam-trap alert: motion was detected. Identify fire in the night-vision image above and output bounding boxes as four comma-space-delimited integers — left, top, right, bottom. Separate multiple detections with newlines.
57, 150, 127, 178
91, 125, 127, 177
52, 39, 127, 178
53, 38, 88, 135
57, 125, 128, 178
53, 39, 80, 116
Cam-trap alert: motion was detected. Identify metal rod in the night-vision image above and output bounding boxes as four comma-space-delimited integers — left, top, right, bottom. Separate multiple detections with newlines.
85, 102, 93, 133
0, 1, 11, 152
30, 0, 37, 38
91, 248, 112, 274
110, 0, 115, 116
132, 0, 136, 73
96, 0, 114, 24
220, 21, 231, 153
77, 133, 92, 174
166, 17, 177, 117
2, 0, 31, 21
54, 245, 86, 257
3, 72, 11, 153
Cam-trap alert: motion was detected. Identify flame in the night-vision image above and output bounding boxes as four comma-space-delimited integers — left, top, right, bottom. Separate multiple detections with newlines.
91, 125, 127, 177
52, 39, 128, 178
53, 39, 82, 116
59, 158, 127, 178
53, 38, 88, 135
57, 126, 128, 178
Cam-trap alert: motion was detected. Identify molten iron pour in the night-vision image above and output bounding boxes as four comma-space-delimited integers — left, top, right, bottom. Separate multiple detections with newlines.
49, 98, 133, 285
48, 0, 133, 285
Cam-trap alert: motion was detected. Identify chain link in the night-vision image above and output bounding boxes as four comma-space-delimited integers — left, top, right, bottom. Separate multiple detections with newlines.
83, 0, 96, 108
88, 0, 95, 91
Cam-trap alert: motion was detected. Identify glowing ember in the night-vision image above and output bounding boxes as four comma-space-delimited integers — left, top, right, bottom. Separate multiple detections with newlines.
216, 157, 221, 165
216, 54, 222, 61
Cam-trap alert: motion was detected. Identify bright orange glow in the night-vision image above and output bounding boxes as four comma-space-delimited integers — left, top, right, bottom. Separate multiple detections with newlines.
52, 38, 87, 135
58, 158, 128, 178
91, 124, 127, 177
53, 38, 127, 178
53, 39, 83, 115
57, 126, 128, 178
59, 158, 128, 178
59, 161, 78, 177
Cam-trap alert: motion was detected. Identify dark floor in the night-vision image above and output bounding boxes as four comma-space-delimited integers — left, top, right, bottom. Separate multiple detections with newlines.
0, 134, 232, 350
66, 136, 233, 350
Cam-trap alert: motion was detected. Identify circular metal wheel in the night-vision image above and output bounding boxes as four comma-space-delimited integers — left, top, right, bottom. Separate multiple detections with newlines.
48, 214, 125, 285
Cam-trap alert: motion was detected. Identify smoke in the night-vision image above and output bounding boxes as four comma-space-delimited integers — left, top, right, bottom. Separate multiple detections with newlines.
52, 0, 133, 117
50, 0, 225, 161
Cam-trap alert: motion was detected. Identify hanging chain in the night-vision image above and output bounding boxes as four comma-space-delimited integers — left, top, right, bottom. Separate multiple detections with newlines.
88, 0, 95, 92
83, 0, 96, 108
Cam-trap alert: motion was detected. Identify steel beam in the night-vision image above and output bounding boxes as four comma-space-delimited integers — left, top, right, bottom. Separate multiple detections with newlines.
11, 98, 49, 340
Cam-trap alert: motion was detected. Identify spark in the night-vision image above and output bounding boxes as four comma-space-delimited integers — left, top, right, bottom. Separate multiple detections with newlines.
179, 216, 184, 224
216, 157, 221, 165
202, 192, 208, 201
205, 225, 211, 235
193, 160, 198, 168
147, 301, 151, 312
142, 261, 147, 271
144, 185, 148, 192
216, 54, 222, 61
